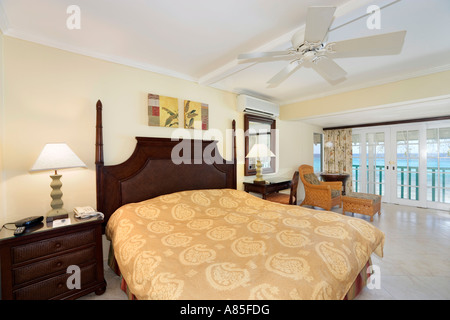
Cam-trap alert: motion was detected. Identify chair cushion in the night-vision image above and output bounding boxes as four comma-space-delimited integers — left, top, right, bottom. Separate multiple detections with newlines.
345, 192, 381, 203
304, 173, 320, 185
331, 189, 341, 199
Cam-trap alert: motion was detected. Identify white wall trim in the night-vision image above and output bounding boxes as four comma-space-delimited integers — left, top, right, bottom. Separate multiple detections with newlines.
280, 64, 450, 106
297, 94, 450, 125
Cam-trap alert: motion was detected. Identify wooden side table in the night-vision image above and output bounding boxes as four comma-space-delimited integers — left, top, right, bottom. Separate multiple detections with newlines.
243, 177, 291, 199
320, 173, 350, 195
0, 213, 106, 300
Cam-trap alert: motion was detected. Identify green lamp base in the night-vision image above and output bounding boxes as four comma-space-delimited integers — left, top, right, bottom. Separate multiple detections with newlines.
46, 173, 69, 223
46, 208, 69, 223
253, 160, 266, 184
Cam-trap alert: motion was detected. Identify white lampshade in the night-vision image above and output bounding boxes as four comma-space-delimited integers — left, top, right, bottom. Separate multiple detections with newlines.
246, 143, 275, 159
31, 143, 86, 172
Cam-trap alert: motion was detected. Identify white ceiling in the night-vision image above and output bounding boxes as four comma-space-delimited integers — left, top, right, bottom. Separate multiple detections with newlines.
1, 0, 450, 127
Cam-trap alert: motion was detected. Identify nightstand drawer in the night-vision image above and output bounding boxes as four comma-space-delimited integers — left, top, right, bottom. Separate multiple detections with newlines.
13, 263, 97, 300
13, 245, 96, 285
12, 229, 95, 264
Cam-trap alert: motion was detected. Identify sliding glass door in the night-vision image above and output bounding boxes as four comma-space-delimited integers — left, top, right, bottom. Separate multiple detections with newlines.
391, 125, 425, 207
366, 131, 388, 197
426, 125, 450, 210
353, 121, 450, 210
352, 128, 391, 201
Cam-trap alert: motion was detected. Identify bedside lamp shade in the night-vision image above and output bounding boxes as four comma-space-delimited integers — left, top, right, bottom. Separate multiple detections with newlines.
246, 143, 275, 159
246, 143, 275, 184
31, 143, 86, 222
31, 143, 86, 173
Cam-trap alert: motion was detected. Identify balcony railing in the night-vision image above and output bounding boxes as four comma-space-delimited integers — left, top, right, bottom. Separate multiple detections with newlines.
352, 164, 448, 203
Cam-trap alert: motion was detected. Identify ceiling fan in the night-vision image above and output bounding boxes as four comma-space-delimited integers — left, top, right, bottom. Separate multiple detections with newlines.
237, 6, 407, 88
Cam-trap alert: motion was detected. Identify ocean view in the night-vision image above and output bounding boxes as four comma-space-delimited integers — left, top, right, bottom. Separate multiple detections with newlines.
314, 154, 450, 171
313, 154, 450, 203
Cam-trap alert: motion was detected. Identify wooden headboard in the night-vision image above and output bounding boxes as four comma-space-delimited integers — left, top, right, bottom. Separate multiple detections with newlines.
95, 100, 237, 228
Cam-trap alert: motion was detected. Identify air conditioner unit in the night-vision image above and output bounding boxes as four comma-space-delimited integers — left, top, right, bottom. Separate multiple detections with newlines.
237, 94, 279, 118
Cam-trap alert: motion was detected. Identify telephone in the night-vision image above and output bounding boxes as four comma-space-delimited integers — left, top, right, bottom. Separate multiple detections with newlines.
73, 206, 104, 219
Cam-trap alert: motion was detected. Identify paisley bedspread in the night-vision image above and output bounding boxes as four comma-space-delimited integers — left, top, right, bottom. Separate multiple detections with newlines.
105, 189, 384, 300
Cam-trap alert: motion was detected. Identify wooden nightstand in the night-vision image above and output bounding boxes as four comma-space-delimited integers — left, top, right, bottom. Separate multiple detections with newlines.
0, 213, 106, 300
243, 177, 291, 199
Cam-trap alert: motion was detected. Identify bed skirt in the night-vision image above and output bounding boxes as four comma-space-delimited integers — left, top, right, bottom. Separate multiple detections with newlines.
108, 243, 371, 300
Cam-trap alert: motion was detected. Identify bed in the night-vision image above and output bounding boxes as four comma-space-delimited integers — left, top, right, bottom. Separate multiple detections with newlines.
95, 100, 384, 300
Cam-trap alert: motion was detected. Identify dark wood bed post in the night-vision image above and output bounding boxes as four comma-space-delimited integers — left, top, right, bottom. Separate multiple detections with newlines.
232, 119, 237, 189
95, 100, 104, 213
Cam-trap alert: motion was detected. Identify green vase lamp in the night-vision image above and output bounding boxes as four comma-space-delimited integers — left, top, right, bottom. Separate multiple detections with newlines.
30, 143, 86, 222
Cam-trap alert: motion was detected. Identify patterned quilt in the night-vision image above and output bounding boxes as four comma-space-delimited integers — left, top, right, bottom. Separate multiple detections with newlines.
106, 189, 384, 300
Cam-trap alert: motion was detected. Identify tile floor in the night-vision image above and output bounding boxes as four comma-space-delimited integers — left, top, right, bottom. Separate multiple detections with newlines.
80, 203, 450, 300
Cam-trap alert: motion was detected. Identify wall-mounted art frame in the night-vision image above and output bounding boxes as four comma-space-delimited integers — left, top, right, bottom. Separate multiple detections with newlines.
148, 93, 179, 128
184, 100, 209, 130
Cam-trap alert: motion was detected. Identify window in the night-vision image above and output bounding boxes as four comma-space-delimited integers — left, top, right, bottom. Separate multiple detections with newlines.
313, 133, 323, 172
244, 114, 276, 176
352, 133, 361, 192
427, 127, 450, 204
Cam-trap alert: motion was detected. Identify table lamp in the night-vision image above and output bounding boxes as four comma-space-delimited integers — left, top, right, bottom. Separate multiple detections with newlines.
246, 143, 275, 184
30, 143, 86, 222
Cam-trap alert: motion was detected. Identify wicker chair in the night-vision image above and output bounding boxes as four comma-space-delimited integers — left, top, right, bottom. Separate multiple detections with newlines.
265, 171, 299, 205
298, 165, 342, 211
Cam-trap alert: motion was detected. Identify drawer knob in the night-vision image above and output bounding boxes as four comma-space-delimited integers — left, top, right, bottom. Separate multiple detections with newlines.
56, 261, 62, 267
57, 283, 64, 289
55, 243, 62, 249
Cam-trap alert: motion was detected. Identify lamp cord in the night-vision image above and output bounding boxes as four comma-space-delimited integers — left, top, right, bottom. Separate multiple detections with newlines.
1, 223, 17, 231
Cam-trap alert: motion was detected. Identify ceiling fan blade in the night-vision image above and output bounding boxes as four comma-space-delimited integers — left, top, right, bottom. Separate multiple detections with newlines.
303, 6, 336, 43
312, 56, 347, 81
238, 51, 291, 60
267, 61, 303, 87
329, 30, 407, 58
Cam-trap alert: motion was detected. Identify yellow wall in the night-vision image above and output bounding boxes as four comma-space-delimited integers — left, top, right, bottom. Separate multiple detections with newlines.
274, 119, 322, 200
1, 36, 242, 223
280, 70, 450, 120
0, 36, 319, 225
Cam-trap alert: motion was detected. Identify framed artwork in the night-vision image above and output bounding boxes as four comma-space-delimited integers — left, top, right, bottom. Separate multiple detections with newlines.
148, 93, 179, 128
184, 100, 209, 130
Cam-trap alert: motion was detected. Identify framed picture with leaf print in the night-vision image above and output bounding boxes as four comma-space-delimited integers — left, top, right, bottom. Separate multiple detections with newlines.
184, 100, 209, 130
148, 93, 179, 128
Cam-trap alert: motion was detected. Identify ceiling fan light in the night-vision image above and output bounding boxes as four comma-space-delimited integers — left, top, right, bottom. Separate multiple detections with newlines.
303, 51, 316, 62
